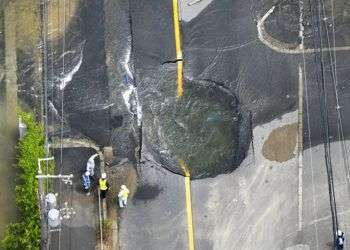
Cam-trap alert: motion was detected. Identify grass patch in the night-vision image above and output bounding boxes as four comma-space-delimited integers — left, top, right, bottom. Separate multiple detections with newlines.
0, 111, 48, 250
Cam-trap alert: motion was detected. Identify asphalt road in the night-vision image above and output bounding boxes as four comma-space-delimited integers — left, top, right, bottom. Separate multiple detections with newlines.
50, 148, 98, 250
119, 165, 188, 250
118, 112, 350, 250
300, 141, 350, 250
118, 0, 350, 249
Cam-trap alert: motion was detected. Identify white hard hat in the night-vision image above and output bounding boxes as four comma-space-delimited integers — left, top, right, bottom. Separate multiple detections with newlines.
338, 229, 343, 236
85, 171, 90, 176
121, 185, 127, 190
101, 173, 107, 179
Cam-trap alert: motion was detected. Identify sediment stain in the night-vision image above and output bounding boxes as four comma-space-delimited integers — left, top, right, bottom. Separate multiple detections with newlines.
262, 123, 298, 162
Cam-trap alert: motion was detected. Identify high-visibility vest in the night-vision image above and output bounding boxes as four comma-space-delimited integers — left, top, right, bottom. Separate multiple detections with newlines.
119, 189, 129, 199
99, 179, 108, 191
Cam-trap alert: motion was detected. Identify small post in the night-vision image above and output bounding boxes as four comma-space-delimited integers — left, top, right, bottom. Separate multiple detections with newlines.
98, 188, 103, 250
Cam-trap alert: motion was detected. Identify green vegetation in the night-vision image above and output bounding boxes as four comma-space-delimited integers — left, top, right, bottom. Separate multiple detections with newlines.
1, 112, 44, 250
97, 219, 112, 242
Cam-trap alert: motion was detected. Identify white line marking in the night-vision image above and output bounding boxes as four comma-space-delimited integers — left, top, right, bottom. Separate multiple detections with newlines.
298, 64, 304, 232
257, 6, 350, 54
297, 1, 304, 232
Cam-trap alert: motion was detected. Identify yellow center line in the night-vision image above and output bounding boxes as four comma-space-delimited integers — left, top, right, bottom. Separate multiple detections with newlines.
184, 176, 195, 250
172, 0, 184, 98
173, 1, 193, 248
177, 60, 184, 98
180, 160, 195, 250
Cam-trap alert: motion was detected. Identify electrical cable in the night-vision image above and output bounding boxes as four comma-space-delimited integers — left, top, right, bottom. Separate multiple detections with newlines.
40, 0, 51, 249
319, 0, 350, 240
58, 0, 65, 249
308, 0, 339, 247
319, 0, 350, 198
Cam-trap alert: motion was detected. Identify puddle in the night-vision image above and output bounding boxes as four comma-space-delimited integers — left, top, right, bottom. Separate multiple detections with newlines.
262, 123, 298, 162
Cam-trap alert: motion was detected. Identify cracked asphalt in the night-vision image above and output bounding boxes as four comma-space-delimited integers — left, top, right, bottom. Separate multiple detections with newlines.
118, 0, 350, 249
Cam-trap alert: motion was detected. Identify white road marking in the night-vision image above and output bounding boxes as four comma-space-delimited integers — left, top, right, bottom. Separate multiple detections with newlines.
297, 0, 304, 232
257, 6, 350, 54
298, 64, 303, 232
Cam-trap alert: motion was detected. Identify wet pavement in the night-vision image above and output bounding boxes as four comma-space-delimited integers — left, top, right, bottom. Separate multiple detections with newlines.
50, 148, 98, 250
1, 0, 350, 248
119, 165, 188, 250
118, 0, 350, 249
191, 112, 299, 250
119, 112, 350, 250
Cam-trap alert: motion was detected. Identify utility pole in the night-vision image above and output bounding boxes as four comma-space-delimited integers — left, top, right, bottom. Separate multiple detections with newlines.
37, 157, 52, 250
37, 157, 74, 250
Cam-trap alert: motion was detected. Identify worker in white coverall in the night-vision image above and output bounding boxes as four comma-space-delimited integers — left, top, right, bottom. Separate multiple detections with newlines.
82, 171, 91, 195
337, 229, 345, 249
86, 153, 99, 178
118, 185, 130, 208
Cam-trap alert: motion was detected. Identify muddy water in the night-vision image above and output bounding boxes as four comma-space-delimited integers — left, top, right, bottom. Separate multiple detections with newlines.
0, 105, 18, 239
262, 123, 298, 162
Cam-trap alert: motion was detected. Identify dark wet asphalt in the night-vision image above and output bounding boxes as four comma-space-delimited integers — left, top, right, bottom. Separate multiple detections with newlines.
118, 0, 350, 249
303, 50, 350, 147
50, 148, 97, 250
119, 165, 188, 250
2, 0, 349, 248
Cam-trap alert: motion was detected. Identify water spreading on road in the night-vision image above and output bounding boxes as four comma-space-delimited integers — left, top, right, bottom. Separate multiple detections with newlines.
58, 42, 85, 90
121, 43, 143, 126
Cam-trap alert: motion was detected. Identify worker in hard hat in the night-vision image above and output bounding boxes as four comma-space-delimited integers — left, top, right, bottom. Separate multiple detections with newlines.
337, 229, 345, 249
82, 171, 91, 196
118, 185, 130, 208
99, 173, 109, 199
86, 153, 99, 178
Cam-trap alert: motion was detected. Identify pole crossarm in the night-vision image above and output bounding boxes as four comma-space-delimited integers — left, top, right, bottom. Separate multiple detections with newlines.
36, 174, 74, 179
38, 157, 54, 174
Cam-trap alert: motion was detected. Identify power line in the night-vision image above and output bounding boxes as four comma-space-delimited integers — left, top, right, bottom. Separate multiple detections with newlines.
39, 1, 83, 249
319, 0, 350, 199
319, 0, 350, 240
58, 0, 67, 249
40, 0, 51, 248
308, 0, 339, 247
49, 0, 55, 155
